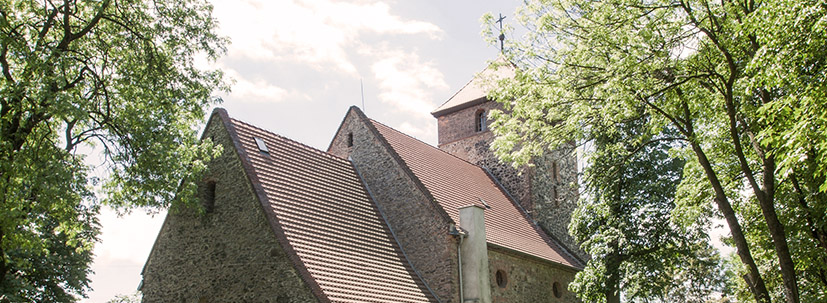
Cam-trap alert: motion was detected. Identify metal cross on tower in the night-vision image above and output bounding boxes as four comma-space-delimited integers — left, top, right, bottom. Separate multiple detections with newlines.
496, 13, 506, 53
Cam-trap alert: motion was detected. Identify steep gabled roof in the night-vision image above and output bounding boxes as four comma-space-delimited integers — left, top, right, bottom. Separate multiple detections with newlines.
369, 119, 582, 270
431, 57, 515, 117
220, 110, 437, 303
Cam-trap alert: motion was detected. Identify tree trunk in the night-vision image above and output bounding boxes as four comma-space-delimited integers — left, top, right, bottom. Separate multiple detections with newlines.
725, 90, 799, 303
755, 158, 799, 303
605, 250, 621, 303
690, 142, 771, 303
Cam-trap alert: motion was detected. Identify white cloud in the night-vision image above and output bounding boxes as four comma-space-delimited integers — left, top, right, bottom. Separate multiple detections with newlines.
222, 69, 309, 103
212, 0, 444, 75
370, 48, 449, 117
82, 207, 165, 302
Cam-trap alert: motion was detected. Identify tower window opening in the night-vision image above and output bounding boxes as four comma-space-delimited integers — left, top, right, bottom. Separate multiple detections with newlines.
552, 161, 559, 183
347, 133, 354, 147
552, 186, 559, 206
475, 109, 487, 132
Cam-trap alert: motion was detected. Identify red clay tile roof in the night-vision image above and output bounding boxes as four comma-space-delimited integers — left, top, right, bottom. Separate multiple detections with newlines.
227, 117, 437, 303
369, 120, 581, 269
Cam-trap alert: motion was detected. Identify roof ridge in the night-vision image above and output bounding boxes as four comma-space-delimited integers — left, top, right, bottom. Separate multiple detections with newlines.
229, 117, 350, 164
368, 113, 580, 268
431, 57, 517, 117
225, 110, 436, 302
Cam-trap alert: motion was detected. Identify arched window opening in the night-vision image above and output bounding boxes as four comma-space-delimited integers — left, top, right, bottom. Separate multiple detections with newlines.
475, 109, 487, 132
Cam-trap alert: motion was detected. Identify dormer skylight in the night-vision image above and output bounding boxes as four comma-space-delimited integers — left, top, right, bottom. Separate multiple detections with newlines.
254, 137, 269, 154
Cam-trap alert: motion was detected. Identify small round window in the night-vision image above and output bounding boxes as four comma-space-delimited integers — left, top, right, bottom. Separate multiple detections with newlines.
552, 281, 563, 298
495, 269, 508, 288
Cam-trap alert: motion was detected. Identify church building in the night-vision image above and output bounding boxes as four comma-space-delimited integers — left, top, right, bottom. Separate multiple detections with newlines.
139, 62, 584, 303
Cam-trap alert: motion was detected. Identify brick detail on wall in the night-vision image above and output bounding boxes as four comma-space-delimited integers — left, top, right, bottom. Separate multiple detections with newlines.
436, 102, 533, 216
140, 113, 318, 303
488, 247, 579, 303
437, 99, 501, 147
328, 107, 459, 303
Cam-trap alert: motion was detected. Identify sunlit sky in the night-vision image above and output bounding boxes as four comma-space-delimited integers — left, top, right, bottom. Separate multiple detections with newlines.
84, 1, 522, 301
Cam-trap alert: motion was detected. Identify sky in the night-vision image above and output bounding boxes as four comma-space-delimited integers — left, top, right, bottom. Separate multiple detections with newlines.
83, 0, 523, 301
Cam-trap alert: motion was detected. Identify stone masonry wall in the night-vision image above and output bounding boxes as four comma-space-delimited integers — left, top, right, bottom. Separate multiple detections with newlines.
140, 113, 318, 303
435, 101, 586, 261
437, 102, 533, 216
488, 248, 579, 303
530, 147, 587, 261
328, 108, 459, 303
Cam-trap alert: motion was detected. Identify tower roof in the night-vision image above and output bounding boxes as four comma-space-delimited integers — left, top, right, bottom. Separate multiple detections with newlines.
431, 57, 515, 117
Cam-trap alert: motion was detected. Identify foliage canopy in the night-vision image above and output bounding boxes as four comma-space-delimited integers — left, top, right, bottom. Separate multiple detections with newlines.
485, 0, 827, 302
0, 0, 227, 301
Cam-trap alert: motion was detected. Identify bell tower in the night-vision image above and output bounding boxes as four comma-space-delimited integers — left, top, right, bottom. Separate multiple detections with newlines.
431, 59, 586, 261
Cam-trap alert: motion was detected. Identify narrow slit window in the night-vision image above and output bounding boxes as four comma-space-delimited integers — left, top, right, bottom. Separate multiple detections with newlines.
204, 180, 216, 213
552, 161, 559, 183
254, 137, 269, 154
347, 133, 354, 147
552, 186, 559, 206
475, 109, 487, 132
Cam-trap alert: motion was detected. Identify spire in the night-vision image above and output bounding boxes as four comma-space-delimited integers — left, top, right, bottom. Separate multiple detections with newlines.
496, 13, 506, 53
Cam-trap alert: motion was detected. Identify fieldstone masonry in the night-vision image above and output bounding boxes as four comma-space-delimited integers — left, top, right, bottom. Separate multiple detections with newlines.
437, 103, 532, 216
140, 113, 318, 303
488, 248, 578, 303
328, 108, 459, 303
142, 103, 583, 303
436, 100, 587, 262
531, 148, 587, 260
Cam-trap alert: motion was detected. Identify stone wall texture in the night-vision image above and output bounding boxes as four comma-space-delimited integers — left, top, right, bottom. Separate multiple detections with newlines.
437, 103, 533, 217
488, 248, 579, 303
140, 114, 318, 303
435, 101, 587, 262
530, 147, 587, 261
328, 108, 459, 303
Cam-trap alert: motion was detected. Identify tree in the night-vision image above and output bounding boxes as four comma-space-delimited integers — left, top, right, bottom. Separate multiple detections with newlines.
106, 292, 141, 303
484, 0, 827, 302
0, 0, 227, 301
565, 111, 722, 303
